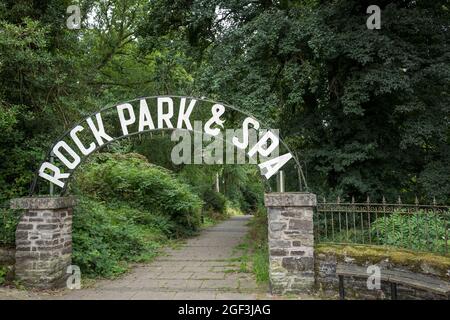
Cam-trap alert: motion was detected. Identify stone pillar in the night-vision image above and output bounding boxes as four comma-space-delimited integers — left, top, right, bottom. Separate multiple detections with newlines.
10, 197, 76, 289
264, 192, 316, 294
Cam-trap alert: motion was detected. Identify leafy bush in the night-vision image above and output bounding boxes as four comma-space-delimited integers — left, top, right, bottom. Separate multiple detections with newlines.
72, 197, 168, 277
177, 165, 264, 215
202, 189, 226, 214
0, 209, 21, 246
241, 186, 263, 214
0, 266, 7, 285
371, 210, 449, 253
74, 153, 202, 236
221, 165, 265, 213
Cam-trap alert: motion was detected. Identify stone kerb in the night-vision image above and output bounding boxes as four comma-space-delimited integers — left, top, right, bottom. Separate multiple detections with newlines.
264, 192, 316, 294
10, 196, 76, 289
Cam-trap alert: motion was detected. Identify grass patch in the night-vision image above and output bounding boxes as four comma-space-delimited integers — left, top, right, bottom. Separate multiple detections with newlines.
231, 207, 269, 283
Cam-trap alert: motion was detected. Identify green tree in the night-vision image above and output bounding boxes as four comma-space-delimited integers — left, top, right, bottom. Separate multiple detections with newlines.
0, 0, 95, 200
138, 0, 450, 203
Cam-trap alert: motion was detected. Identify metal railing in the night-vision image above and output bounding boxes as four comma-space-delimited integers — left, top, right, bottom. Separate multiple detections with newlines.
314, 196, 449, 255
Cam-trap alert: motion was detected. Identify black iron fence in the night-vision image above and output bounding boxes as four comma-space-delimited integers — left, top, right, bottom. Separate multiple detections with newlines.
314, 196, 449, 255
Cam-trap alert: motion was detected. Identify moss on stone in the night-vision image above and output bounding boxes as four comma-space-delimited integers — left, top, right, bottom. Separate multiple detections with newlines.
315, 244, 450, 277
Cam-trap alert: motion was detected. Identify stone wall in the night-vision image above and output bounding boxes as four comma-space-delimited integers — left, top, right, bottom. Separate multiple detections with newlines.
315, 245, 450, 300
265, 193, 316, 294
10, 197, 76, 289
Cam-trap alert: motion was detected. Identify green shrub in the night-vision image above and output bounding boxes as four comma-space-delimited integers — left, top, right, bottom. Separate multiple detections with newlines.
221, 165, 265, 213
371, 210, 449, 253
0, 208, 21, 246
241, 186, 263, 214
252, 245, 269, 283
70, 152, 204, 277
72, 198, 167, 277
74, 153, 202, 236
0, 266, 7, 285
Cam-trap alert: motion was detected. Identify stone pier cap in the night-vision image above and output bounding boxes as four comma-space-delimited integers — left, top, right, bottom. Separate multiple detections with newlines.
10, 196, 77, 210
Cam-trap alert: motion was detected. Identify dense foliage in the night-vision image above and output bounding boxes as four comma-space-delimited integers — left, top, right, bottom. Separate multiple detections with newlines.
133, 136, 266, 212
371, 210, 449, 253
72, 198, 168, 277
1, 0, 448, 205
74, 153, 203, 236
0, 0, 447, 206
139, 0, 450, 202
0, 209, 20, 246
202, 188, 227, 215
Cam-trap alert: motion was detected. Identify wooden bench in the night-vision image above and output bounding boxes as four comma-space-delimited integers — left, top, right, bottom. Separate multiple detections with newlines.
336, 263, 450, 300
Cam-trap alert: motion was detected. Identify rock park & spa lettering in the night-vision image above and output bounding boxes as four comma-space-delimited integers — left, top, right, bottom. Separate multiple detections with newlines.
38, 96, 293, 190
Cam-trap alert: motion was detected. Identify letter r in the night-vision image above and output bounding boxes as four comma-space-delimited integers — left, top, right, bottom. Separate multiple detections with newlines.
38, 162, 70, 188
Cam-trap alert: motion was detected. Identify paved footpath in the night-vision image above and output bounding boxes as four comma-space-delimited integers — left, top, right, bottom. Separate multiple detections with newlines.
1, 215, 275, 300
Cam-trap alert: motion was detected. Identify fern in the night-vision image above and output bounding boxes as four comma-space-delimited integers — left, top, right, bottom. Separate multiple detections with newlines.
371, 210, 449, 253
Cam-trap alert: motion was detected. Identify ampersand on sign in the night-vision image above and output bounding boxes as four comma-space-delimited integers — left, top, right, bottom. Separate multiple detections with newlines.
204, 104, 225, 136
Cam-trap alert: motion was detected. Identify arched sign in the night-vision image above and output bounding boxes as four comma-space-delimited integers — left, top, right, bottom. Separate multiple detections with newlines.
30, 96, 307, 195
